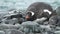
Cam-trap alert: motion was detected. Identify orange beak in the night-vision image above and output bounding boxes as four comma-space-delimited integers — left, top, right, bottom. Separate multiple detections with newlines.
25, 15, 30, 20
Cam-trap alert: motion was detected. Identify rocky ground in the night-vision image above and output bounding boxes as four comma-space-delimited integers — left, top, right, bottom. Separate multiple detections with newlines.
0, 9, 59, 34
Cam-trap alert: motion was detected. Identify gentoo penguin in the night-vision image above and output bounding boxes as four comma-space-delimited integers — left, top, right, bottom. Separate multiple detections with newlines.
25, 2, 54, 21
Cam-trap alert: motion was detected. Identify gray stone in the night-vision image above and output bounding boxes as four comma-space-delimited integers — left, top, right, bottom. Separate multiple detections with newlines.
56, 7, 60, 16
20, 21, 41, 33
1, 18, 18, 25
0, 31, 5, 34
49, 15, 60, 26
10, 30, 24, 34
0, 24, 21, 29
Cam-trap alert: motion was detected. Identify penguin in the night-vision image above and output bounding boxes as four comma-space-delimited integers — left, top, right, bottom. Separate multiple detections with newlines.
25, 2, 54, 21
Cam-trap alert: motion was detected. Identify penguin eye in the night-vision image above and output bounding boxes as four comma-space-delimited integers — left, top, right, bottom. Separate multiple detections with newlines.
44, 9, 52, 15
30, 11, 35, 16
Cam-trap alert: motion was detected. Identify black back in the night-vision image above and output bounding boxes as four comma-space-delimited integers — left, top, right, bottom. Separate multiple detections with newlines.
27, 2, 53, 21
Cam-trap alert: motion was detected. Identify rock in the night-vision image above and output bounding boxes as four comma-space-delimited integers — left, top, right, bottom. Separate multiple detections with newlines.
54, 31, 60, 34
0, 24, 21, 30
49, 15, 60, 26
21, 21, 39, 26
4, 29, 21, 34
43, 21, 49, 25
40, 25, 51, 31
56, 6, 60, 16
0, 31, 5, 34
49, 16, 57, 25
10, 30, 24, 34
1, 18, 18, 25
20, 21, 41, 33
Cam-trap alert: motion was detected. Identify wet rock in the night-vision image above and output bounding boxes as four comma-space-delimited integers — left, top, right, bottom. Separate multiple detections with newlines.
43, 21, 49, 25
2, 10, 26, 24
1, 18, 18, 25
4, 29, 21, 34
10, 30, 24, 34
0, 24, 21, 30
20, 21, 41, 33
54, 31, 60, 34
40, 25, 51, 31
17, 18, 26, 24
49, 15, 60, 26
21, 21, 39, 26
56, 6, 60, 16
0, 31, 5, 34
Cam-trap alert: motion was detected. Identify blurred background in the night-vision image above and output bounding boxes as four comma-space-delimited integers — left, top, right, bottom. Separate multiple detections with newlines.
0, 0, 60, 34
0, 0, 60, 11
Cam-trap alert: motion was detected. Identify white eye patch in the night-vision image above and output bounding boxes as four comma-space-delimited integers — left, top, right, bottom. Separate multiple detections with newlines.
44, 9, 52, 15
29, 11, 35, 16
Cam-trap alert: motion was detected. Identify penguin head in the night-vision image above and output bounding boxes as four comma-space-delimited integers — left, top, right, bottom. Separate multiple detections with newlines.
42, 9, 52, 18
25, 11, 35, 21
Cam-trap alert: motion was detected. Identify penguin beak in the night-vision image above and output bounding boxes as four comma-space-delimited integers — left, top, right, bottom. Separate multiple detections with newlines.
25, 15, 30, 20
